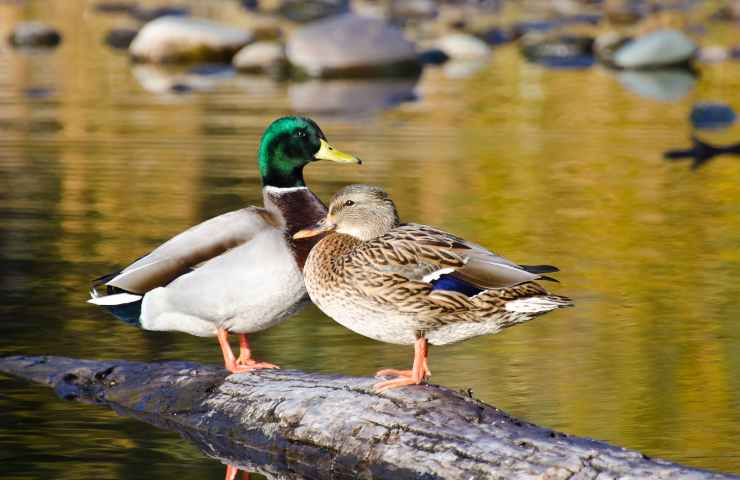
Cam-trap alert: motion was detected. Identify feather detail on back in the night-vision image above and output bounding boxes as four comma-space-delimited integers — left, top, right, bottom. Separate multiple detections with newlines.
355, 223, 549, 289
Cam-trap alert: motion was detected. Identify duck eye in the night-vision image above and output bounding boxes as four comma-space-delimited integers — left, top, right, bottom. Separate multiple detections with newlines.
344, 200, 355, 207
296, 130, 306, 138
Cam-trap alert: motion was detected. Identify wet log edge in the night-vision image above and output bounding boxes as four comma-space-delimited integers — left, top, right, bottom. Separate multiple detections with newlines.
0, 355, 735, 480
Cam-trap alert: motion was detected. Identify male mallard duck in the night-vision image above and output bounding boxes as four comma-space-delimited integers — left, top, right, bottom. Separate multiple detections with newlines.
296, 185, 572, 391
89, 117, 361, 373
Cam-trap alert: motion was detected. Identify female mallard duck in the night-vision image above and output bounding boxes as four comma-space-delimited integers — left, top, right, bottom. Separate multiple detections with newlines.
89, 117, 361, 373
295, 185, 572, 392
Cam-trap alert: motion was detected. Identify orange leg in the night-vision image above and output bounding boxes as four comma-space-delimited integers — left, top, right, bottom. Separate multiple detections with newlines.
224, 465, 249, 480
236, 333, 278, 369
374, 337, 430, 392
217, 328, 278, 373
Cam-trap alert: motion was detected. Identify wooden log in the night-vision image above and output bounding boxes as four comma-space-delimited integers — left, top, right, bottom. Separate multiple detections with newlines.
0, 355, 735, 480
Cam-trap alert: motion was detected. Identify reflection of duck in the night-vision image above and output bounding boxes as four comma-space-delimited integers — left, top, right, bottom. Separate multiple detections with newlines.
665, 136, 740, 170
297, 185, 572, 391
89, 117, 361, 373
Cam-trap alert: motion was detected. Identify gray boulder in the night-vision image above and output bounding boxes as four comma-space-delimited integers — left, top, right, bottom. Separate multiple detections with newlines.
613, 29, 696, 69
233, 41, 287, 75
129, 17, 253, 63
287, 13, 420, 78
276, 0, 349, 23
105, 28, 138, 50
8, 22, 62, 48
390, 0, 438, 22
436, 33, 491, 60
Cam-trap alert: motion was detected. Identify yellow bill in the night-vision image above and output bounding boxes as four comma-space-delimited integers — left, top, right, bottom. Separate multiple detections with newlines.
293, 219, 336, 239
314, 138, 362, 164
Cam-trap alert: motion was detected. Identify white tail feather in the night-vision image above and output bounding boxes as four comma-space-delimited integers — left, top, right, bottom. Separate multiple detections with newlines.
505, 296, 570, 314
88, 292, 142, 306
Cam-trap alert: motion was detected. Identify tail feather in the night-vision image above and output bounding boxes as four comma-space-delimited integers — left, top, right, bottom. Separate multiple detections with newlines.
473, 281, 573, 314
519, 264, 559, 274
88, 292, 143, 326
504, 294, 573, 313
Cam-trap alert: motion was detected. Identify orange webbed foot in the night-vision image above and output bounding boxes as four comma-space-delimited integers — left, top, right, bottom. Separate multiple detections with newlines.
374, 376, 423, 392
375, 368, 412, 378
235, 359, 280, 370
373, 338, 430, 392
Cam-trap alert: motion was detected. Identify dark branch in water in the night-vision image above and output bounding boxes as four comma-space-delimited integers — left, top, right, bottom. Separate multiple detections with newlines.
0, 355, 735, 479
665, 136, 740, 170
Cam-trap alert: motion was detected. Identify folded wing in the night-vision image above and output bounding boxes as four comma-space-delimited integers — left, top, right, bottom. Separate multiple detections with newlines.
356, 223, 558, 292
94, 207, 280, 295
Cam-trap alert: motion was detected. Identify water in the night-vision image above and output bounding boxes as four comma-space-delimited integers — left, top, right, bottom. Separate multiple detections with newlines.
1, 1, 740, 478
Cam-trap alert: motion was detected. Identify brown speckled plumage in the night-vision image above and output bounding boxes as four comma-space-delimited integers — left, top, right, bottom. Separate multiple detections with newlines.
302, 185, 573, 347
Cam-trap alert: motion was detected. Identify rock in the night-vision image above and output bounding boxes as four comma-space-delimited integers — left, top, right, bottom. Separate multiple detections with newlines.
8, 22, 62, 48
418, 48, 449, 65
240, 0, 259, 11
251, 19, 283, 41
436, 33, 491, 60
698, 46, 729, 64
604, 0, 647, 25
511, 20, 559, 39
479, 27, 512, 46
443, 59, 486, 79
289, 78, 418, 116
93, 2, 136, 14
104, 28, 138, 50
129, 17, 253, 63
24, 87, 54, 98
233, 41, 287, 76
389, 0, 438, 22
277, 0, 349, 23
287, 14, 420, 78
520, 33, 595, 69
562, 14, 602, 26
129, 6, 190, 23
594, 31, 630, 67
711, 1, 740, 21
617, 69, 696, 102
613, 29, 696, 69
690, 103, 737, 130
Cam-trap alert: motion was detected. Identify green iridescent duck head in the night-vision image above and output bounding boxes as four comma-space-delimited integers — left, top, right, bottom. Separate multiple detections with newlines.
259, 116, 361, 189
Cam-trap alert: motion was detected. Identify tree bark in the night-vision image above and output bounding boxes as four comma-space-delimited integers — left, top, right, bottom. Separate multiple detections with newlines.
0, 355, 735, 480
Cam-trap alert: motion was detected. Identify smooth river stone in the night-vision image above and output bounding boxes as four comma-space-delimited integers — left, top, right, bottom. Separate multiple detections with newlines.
233, 41, 287, 75
613, 29, 696, 69
690, 103, 737, 130
129, 17, 253, 63
8, 22, 62, 48
435, 33, 491, 60
286, 13, 420, 78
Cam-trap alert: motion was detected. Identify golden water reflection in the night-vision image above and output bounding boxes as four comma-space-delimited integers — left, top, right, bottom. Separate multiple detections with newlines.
1, 0, 740, 477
